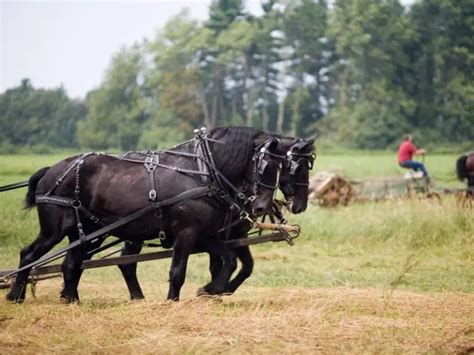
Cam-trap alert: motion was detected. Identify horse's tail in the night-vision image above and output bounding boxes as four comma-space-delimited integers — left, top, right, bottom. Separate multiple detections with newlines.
456, 155, 468, 181
24, 167, 50, 209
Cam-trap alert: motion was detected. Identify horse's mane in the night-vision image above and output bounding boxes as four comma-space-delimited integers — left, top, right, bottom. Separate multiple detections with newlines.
209, 127, 261, 177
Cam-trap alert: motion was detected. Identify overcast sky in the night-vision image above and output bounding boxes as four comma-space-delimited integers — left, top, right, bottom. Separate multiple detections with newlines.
1, 0, 415, 99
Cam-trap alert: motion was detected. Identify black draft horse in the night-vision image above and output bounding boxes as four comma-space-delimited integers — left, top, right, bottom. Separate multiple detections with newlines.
7, 127, 286, 303
456, 151, 474, 203
118, 137, 315, 299
203, 137, 316, 295
456, 151, 474, 189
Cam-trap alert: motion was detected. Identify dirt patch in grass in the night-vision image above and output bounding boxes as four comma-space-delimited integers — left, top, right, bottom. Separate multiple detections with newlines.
0, 281, 473, 354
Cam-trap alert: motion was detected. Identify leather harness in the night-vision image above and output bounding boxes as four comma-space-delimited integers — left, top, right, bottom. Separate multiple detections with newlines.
33, 130, 283, 246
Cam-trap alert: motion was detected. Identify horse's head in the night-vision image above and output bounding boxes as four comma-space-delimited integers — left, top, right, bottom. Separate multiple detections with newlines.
206, 127, 287, 217
246, 135, 286, 216
279, 138, 316, 214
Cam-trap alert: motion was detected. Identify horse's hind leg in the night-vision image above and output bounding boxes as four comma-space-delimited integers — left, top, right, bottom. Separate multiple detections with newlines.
167, 228, 196, 301
7, 231, 64, 302
118, 242, 145, 300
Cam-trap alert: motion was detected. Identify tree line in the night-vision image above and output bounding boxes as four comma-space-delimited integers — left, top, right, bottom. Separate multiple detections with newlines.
1, 0, 472, 152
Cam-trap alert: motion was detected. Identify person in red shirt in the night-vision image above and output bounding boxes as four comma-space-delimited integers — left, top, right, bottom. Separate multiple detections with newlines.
398, 134, 429, 177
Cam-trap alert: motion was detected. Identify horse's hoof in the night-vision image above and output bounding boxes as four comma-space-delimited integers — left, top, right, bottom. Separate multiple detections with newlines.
197, 285, 226, 296
6, 283, 26, 303
60, 296, 80, 304
130, 294, 145, 301
223, 288, 235, 295
5, 292, 25, 303
197, 286, 211, 296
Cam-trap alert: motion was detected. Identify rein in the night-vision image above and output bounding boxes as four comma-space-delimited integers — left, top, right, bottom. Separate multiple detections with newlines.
0, 180, 29, 192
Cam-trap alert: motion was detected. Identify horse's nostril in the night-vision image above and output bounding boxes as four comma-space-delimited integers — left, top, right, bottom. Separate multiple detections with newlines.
293, 206, 303, 214
254, 207, 265, 216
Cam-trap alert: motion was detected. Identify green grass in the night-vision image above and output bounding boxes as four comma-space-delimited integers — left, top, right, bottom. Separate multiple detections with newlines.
0, 152, 472, 297
315, 150, 462, 186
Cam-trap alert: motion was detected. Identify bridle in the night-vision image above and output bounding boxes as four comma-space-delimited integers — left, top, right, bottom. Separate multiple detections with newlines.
248, 139, 286, 201
193, 129, 287, 214
282, 142, 316, 199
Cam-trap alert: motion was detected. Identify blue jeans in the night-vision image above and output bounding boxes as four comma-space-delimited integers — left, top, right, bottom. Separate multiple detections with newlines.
400, 160, 429, 177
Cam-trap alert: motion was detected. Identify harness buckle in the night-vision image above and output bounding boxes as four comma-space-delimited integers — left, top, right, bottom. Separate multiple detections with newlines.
240, 211, 256, 227
158, 231, 166, 240
149, 189, 157, 201
247, 195, 256, 203
283, 233, 295, 246
145, 156, 158, 172
237, 192, 246, 200
155, 208, 163, 219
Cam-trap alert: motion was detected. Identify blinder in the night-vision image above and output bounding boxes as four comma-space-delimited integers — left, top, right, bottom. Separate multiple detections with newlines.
251, 138, 285, 192
287, 152, 315, 176
258, 159, 269, 175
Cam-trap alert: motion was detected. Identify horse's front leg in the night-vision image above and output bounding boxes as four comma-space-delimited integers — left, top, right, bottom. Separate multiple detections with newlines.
225, 246, 253, 294
118, 242, 144, 300
7, 230, 65, 303
60, 236, 103, 303
167, 228, 196, 301
197, 239, 237, 296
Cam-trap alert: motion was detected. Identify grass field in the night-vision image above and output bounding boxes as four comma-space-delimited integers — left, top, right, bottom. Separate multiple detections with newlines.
0, 152, 473, 353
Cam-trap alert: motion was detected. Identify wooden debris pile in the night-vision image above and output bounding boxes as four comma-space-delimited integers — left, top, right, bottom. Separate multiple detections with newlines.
308, 172, 354, 207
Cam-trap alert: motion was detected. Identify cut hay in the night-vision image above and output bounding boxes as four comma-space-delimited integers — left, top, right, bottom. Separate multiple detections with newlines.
1, 283, 473, 353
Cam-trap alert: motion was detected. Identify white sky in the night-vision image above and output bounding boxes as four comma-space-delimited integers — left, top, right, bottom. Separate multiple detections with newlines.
1, 0, 415, 99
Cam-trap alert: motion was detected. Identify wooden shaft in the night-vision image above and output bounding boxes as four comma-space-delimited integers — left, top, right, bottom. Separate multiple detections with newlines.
253, 222, 300, 234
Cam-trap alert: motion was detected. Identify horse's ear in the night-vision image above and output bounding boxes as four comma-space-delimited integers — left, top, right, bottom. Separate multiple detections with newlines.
292, 138, 315, 152
254, 133, 278, 149
268, 138, 280, 150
